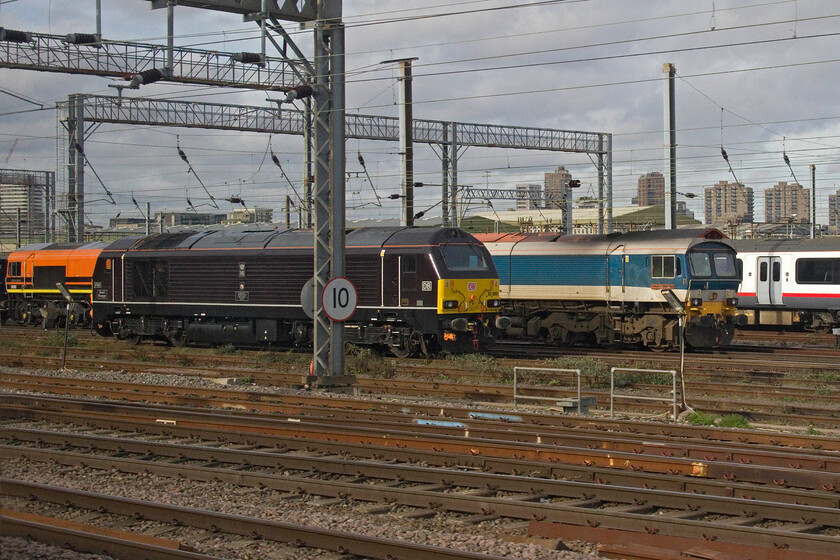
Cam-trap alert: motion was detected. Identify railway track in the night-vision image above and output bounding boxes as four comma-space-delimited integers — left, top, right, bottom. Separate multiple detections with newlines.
3, 393, 840, 558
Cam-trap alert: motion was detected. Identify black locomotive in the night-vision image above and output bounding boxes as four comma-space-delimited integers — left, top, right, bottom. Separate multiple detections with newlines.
90, 226, 501, 356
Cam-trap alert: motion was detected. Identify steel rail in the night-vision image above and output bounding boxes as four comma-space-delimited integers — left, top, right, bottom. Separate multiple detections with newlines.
3, 395, 840, 491
1, 479, 512, 560
4, 353, 840, 426
0, 517, 224, 560
4, 421, 839, 508
5, 432, 840, 522
3, 371, 838, 453
4, 376, 840, 468
5, 444, 840, 555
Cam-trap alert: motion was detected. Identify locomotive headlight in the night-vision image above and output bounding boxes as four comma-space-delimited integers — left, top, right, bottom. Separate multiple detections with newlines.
443, 300, 458, 309
725, 297, 738, 307
689, 297, 703, 307
487, 299, 501, 308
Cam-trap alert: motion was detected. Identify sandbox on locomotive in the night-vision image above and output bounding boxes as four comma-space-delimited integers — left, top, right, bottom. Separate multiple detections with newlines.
89, 226, 501, 356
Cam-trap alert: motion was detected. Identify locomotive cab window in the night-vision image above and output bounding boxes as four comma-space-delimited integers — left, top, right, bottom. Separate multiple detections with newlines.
688, 252, 712, 277
651, 255, 679, 278
713, 252, 738, 277
796, 258, 840, 285
7, 261, 21, 277
439, 244, 490, 272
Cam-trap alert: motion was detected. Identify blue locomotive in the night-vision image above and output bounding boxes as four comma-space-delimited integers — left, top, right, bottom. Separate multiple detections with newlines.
475, 228, 744, 350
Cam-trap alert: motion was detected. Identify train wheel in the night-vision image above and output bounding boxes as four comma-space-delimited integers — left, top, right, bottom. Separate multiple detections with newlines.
167, 333, 187, 347
387, 341, 411, 358
124, 334, 142, 346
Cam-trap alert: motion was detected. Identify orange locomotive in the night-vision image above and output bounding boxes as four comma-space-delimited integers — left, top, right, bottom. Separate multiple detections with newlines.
3, 242, 106, 327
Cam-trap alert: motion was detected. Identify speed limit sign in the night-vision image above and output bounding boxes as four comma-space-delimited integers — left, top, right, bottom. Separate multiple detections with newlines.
323, 277, 358, 322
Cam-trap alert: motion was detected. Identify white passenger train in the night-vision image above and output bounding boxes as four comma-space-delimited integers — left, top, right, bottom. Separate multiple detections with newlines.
735, 238, 840, 331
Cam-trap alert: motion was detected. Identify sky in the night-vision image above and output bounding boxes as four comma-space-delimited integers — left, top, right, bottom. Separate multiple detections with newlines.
1, 0, 840, 231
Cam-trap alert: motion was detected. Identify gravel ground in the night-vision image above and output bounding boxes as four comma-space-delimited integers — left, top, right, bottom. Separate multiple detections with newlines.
1, 364, 605, 559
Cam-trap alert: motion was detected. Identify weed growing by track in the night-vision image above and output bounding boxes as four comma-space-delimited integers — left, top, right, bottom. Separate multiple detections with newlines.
446, 354, 507, 381
346, 346, 395, 378
45, 332, 78, 347
686, 411, 717, 426
686, 411, 753, 429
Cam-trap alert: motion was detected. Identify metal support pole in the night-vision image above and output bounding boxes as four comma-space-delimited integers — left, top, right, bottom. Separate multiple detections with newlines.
597, 136, 605, 235
811, 164, 816, 239
67, 95, 86, 243
303, 96, 313, 228
285, 195, 291, 228
146, 202, 151, 235
386, 58, 417, 227
606, 133, 613, 233
329, 22, 346, 378
441, 123, 450, 227
166, 1, 175, 79
450, 122, 458, 226
663, 63, 677, 230
95, 0, 102, 40
16, 208, 21, 248
75, 95, 85, 242
311, 21, 332, 381
562, 180, 572, 234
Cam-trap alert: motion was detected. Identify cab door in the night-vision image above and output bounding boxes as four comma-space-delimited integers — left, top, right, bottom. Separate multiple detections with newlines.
756, 256, 783, 305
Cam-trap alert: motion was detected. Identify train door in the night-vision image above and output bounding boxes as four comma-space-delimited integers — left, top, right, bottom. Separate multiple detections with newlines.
399, 254, 418, 307
756, 256, 783, 305
382, 251, 399, 307
607, 244, 625, 300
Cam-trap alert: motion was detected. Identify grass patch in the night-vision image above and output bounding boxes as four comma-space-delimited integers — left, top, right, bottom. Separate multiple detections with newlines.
686, 411, 717, 426
786, 369, 840, 382
214, 344, 239, 356
346, 346, 396, 378
717, 414, 752, 429
806, 425, 822, 436
45, 332, 78, 347
173, 354, 194, 367
446, 354, 507, 381
542, 356, 610, 388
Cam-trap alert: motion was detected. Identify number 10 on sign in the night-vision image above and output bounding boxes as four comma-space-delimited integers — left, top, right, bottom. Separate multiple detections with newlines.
323, 277, 358, 322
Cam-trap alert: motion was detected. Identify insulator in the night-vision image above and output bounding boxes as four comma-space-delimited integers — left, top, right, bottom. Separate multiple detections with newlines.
232, 52, 263, 64
0, 28, 33, 43
129, 68, 164, 88
284, 85, 314, 102
65, 33, 99, 45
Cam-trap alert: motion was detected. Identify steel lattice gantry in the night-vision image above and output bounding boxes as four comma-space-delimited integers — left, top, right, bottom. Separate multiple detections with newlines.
70, 94, 614, 230
0, 31, 300, 90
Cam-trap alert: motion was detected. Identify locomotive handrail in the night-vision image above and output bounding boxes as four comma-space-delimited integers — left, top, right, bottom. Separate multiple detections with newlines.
610, 367, 677, 420
512, 366, 582, 414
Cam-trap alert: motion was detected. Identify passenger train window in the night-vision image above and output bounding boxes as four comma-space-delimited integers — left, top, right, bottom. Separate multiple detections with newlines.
736, 258, 743, 280
651, 255, 676, 278
772, 262, 781, 282
796, 258, 840, 284
439, 244, 490, 272
759, 262, 767, 282
688, 252, 712, 277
